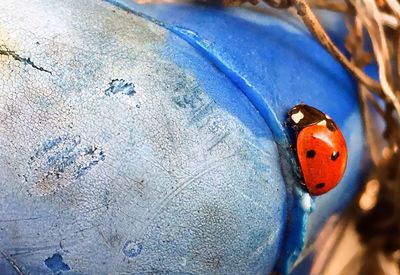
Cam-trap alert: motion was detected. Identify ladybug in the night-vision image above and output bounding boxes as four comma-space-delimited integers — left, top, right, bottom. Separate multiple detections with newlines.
288, 103, 347, 196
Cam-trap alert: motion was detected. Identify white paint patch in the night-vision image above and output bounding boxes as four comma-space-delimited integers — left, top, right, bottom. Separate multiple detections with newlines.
325, 114, 331, 120
291, 111, 304, 124
317, 120, 327, 127
301, 193, 314, 213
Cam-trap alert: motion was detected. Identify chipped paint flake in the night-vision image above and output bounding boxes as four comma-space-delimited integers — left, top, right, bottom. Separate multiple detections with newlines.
122, 240, 143, 258
44, 253, 70, 274
29, 135, 105, 195
105, 79, 135, 96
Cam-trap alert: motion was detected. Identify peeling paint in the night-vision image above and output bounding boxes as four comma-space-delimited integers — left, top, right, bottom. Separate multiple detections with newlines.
44, 253, 70, 274
105, 79, 135, 96
173, 88, 204, 109
75, 146, 106, 178
122, 240, 143, 258
29, 135, 105, 195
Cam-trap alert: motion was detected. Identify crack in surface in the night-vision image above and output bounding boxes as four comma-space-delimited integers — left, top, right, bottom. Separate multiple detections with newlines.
0, 249, 25, 275
0, 48, 52, 74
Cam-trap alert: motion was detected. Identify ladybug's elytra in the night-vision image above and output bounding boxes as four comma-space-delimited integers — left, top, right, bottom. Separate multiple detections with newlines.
288, 104, 347, 196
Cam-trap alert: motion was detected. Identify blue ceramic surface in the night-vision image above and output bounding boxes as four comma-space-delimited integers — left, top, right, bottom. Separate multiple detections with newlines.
0, 0, 367, 274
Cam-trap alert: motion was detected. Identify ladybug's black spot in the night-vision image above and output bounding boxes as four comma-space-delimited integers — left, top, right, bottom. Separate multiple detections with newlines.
306, 150, 316, 158
315, 183, 325, 189
331, 151, 340, 161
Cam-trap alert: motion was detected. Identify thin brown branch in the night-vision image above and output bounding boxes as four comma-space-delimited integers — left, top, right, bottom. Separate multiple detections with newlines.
351, 0, 400, 118
346, 14, 384, 165
365, 91, 386, 117
386, 0, 400, 19
395, 32, 400, 95
309, 0, 350, 13
288, 0, 385, 97
318, 219, 352, 275
360, 85, 383, 165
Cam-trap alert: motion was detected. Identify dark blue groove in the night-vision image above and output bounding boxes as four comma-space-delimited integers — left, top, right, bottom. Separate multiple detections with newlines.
105, 1, 312, 273
170, 26, 289, 142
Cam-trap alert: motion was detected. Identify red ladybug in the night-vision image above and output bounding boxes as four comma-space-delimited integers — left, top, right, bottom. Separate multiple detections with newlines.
288, 104, 347, 196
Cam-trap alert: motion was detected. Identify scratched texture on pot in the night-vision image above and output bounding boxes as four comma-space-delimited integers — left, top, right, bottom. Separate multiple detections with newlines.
0, 0, 286, 274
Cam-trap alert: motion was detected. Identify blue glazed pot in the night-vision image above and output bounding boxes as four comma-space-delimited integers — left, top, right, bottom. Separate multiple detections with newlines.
0, 1, 367, 274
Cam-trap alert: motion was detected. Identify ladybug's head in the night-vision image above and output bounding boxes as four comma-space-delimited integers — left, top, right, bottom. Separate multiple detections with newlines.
287, 103, 337, 132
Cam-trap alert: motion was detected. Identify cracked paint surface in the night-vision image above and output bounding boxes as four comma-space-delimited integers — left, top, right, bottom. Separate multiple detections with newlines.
0, 0, 286, 274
